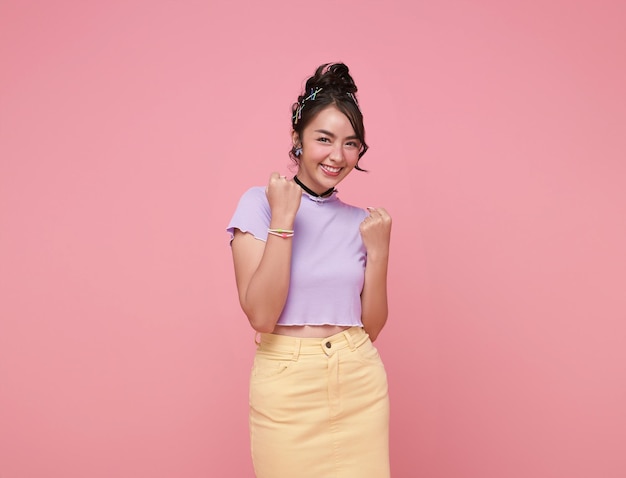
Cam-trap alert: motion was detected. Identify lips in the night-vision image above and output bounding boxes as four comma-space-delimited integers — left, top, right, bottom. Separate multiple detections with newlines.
320, 164, 342, 176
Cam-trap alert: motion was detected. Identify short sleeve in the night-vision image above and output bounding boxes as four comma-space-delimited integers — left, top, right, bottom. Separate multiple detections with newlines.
226, 186, 270, 243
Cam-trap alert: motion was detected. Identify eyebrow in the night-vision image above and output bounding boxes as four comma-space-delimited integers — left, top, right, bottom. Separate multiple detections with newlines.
314, 129, 360, 140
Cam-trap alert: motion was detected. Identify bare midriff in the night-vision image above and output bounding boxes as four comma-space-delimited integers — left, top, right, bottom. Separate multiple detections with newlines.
272, 324, 352, 338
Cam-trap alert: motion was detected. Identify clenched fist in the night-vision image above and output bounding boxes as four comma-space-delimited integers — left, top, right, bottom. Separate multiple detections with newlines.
360, 207, 392, 260
265, 172, 303, 224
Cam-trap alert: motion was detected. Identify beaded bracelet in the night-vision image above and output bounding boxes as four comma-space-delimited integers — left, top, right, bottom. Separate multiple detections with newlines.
267, 228, 294, 239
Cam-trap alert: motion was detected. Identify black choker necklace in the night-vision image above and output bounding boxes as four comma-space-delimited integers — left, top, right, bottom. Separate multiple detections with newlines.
293, 176, 335, 198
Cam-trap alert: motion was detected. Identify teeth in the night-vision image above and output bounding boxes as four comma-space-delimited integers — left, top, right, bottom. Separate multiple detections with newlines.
322, 165, 341, 172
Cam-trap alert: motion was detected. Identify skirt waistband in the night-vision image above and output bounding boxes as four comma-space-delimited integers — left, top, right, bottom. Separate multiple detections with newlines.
258, 326, 370, 357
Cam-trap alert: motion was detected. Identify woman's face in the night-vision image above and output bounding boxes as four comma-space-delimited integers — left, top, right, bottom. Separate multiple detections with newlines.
293, 105, 362, 195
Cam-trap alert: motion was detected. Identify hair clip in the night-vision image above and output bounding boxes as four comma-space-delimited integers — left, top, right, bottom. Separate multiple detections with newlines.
293, 87, 323, 125
309, 87, 320, 101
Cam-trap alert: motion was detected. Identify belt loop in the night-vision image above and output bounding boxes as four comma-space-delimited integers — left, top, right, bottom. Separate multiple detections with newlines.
292, 338, 301, 361
343, 329, 356, 351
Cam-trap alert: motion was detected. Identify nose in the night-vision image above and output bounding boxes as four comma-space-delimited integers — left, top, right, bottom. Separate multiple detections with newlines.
328, 142, 344, 162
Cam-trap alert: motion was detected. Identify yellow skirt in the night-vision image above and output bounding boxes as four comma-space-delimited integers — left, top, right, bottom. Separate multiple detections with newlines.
249, 327, 390, 478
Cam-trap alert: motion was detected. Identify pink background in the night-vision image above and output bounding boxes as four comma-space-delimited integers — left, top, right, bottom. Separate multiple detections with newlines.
1, 1, 625, 477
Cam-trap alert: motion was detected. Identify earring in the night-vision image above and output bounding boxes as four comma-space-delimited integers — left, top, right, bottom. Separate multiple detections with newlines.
294, 147, 303, 157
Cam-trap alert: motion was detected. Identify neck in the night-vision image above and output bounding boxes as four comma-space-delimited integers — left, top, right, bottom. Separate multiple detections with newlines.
293, 176, 335, 198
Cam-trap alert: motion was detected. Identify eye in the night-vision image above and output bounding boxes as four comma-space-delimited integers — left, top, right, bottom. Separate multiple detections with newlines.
317, 137, 331, 143
346, 140, 361, 148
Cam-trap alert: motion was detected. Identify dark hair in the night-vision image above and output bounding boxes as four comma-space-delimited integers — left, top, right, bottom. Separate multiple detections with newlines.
289, 63, 369, 171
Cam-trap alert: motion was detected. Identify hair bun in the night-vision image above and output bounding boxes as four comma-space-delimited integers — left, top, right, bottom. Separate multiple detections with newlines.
306, 63, 358, 95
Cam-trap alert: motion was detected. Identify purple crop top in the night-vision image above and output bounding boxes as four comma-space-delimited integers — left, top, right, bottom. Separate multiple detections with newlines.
227, 186, 368, 327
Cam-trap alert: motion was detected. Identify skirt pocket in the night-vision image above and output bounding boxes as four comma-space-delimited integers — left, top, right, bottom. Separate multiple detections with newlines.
250, 354, 299, 384
354, 339, 385, 367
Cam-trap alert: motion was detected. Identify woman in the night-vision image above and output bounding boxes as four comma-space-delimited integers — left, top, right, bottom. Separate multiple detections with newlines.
227, 63, 392, 478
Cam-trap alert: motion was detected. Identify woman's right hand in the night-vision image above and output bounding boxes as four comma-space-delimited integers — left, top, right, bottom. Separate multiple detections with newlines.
265, 172, 302, 223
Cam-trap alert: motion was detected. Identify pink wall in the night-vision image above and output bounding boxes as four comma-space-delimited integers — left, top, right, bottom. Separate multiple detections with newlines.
1, 1, 625, 477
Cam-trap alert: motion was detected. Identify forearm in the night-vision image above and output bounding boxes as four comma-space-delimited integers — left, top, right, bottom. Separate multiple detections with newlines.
236, 215, 296, 333
360, 254, 389, 341
241, 236, 292, 332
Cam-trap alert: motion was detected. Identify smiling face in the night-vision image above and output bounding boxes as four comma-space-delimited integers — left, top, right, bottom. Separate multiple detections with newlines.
293, 105, 362, 195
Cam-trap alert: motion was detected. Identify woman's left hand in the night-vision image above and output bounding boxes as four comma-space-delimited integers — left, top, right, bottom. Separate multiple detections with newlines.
359, 207, 392, 260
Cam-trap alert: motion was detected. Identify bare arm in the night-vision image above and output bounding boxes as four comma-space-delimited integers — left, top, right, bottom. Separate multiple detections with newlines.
359, 207, 392, 341
231, 173, 302, 333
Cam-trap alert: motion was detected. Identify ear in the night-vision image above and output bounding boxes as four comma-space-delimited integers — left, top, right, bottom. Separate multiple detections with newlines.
291, 130, 301, 148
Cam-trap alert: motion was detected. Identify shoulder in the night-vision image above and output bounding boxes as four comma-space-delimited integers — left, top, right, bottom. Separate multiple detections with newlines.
238, 185, 267, 201
335, 197, 368, 221
227, 186, 270, 241
235, 186, 269, 209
